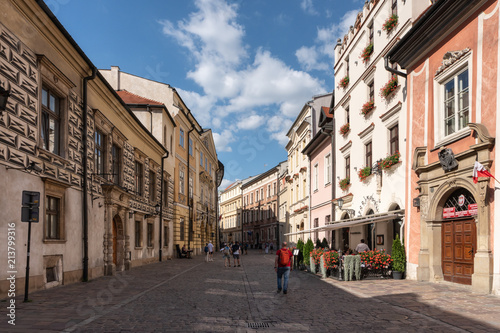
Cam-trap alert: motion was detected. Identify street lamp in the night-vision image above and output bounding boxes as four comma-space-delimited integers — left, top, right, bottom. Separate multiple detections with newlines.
0, 86, 10, 112
337, 197, 355, 218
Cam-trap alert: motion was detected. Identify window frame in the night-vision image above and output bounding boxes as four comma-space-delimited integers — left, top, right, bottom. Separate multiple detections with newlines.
147, 222, 154, 248
94, 129, 105, 176
149, 169, 156, 203
389, 124, 399, 155
111, 144, 121, 186
135, 220, 142, 248
41, 86, 62, 155
391, 0, 397, 16
345, 155, 350, 179
179, 128, 185, 148
365, 141, 372, 167
135, 161, 144, 196
313, 163, 319, 191
324, 153, 331, 185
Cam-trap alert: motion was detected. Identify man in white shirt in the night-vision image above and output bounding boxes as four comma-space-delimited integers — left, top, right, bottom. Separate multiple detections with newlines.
207, 241, 214, 262
355, 239, 370, 253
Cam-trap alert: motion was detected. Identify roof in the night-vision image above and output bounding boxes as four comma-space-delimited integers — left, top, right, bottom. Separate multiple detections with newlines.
116, 90, 164, 106
322, 106, 333, 118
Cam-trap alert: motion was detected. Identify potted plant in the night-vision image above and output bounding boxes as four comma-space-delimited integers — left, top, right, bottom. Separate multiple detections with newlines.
358, 166, 372, 181
339, 123, 350, 136
303, 238, 314, 270
361, 100, 375, 116
382, 14, 398, 34
360, 43, 374, 62
339, 177, 350, 191
391, 234, 406, 279
380, 75, 399, 99
380, 151, 401, 170
338, 75, 349, 89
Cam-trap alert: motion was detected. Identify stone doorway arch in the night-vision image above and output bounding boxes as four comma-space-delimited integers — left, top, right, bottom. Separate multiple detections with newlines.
112, 214, 126, 272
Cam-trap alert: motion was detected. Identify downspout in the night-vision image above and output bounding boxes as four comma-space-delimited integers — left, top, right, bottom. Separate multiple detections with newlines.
276, 170, 280, 246
384, 55, 407, 78
82, 67, 97, 282
159, 152, 169, 262
187, 125, 196, 250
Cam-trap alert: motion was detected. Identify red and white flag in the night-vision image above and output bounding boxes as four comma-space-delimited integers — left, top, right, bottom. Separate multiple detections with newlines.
472, 161, 494, 183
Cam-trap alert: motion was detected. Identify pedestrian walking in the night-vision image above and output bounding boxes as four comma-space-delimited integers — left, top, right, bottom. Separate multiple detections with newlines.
221, 243, 232, 267
244, 242, 248, 255
274, 241, 292, 294
207, 241, 214, 261
204, 243, 209, 262
232, 241, 241, 267
265, 242, 269, 254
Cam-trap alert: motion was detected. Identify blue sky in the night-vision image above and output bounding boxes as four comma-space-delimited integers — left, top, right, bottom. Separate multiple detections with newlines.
52, 0, 362, 190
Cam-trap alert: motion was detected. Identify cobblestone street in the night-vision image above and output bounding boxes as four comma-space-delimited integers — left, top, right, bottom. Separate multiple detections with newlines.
2, 250, 500, 332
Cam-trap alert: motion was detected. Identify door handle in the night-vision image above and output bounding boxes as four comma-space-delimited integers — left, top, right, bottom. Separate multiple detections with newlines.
468, 247, 474, 255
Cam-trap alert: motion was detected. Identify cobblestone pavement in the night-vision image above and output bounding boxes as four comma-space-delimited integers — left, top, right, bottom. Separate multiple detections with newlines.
2, 250, 500, 332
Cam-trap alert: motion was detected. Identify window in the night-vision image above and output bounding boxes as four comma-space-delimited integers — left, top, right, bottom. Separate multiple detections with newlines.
163, 225, 168, 247
189, 176, 193, 198
260, 189, 263, 200
314, 218, 319, 241
345, 156, 350, 179
267, 184, 271, 197
179, 170, 185, 195
149, 170, 156, 203
251, 193, 253, 204
111, 144, 121, 185
163, 126, 167, 147
41, 87, 61, 155
135, 220, 142, 248
163, 179, 168, 207
368, 21, 374, 45
180, 218, 185, 241
365, 142, 372, 167
345, 105, 350, 124
45, 196, 60, 239
179, 128, 184, 148
325, 154, 331, 184
94, 129, 105, 175
444, 68, 469, 136
346, 56, 350, 77
256, 190, 259, 202
368, 81, 374, 102
147, 223, 154, 248
189, 138, 193, 156
273, 182, 277, 196
391, 0, 397, 15
389, 124, 399, 155
205, 157, 207, 169
200, 152, 203, 166
313, 164, 318, 191
135, 161, 144, 196
303, 179, 307, 197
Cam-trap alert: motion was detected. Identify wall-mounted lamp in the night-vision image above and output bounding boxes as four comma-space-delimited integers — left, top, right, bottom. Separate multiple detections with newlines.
354, 61, 358, 65
354, 167, 358, 172
337, 197, 355, 218
6, 161, 42, 174
337, 176, 340, 181
0, 85, 10, 112
377, 30, 382, 36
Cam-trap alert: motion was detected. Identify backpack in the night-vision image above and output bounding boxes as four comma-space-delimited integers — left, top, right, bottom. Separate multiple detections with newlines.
204, 246, 208, 253
223, 247, 230, 255
279, 249, 291, 266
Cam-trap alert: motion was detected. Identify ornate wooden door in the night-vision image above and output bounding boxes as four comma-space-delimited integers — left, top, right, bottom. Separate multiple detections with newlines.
442, 219, 476, 285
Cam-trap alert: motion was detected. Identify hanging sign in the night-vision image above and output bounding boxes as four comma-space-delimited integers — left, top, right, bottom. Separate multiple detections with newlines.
443, 203, 478, 219
458, 194, 465, 206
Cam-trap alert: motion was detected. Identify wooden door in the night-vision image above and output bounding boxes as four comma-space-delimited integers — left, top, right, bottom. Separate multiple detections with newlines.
442, 219, 476, 285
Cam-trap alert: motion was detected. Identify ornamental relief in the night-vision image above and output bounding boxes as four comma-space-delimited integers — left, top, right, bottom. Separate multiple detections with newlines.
435, 47, 471, 76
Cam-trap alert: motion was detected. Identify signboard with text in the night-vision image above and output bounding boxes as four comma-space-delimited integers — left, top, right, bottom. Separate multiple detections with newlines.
443, 203, 477, 219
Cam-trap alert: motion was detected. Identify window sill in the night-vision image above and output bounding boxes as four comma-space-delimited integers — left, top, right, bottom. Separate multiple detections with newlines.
43, 239, 66, 244
134, 246, 143, 250
432, 129, 470, 151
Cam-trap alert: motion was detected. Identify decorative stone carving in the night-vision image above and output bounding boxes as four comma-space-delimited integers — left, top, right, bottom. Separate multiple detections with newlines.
435, 48, 471, 76
438, 148, 458, 172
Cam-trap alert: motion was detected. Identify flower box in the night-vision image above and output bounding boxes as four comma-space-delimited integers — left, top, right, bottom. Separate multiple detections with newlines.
383, 14, 398, 34
379, 151, 401, 170
339, 177, 350, 191
360, 43, 373, 62
361, 100, 375, 116
358, 166, 372, 181
338, 76, 349, 89
339, 123, 350, 136
380, 76, 399, 98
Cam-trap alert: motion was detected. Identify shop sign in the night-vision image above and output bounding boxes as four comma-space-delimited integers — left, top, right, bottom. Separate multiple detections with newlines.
443, 203, 478, 219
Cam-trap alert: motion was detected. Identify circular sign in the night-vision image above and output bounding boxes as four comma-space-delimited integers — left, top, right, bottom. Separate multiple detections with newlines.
458, 194, 465, 206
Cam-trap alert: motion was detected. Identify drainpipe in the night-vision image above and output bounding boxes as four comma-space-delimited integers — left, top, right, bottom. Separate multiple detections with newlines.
159, 152, 169, 262
276, 169, 280, 246
187, 125, 196, 250
82, 67, 97, 282
384, 55, 407, 78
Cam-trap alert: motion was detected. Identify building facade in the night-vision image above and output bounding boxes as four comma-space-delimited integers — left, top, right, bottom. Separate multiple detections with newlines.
328, 0, 427, 254
100, 67, 221, 255
219, 181, 243, 244
388, 0, 499, 293
0, 0, 169, 297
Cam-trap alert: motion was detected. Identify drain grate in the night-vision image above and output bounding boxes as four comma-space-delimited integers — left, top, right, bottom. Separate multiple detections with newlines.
247, 322, 271, 329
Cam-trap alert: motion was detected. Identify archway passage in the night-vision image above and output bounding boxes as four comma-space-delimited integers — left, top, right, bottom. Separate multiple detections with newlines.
442, 219, 476, 285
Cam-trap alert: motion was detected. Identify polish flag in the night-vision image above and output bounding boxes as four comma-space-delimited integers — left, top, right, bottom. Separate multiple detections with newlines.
472, 161, 494, 183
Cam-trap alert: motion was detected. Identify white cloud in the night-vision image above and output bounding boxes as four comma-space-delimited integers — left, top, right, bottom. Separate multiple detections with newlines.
219, 178, 234, 191
236, 113, 266, 130
296, 9, 359, 69
301, 0, 318, 15
213, 129, 235, 152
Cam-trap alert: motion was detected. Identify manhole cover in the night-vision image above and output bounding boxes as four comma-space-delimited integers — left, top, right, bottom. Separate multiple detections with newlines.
248, 322, 272, 328
377, 313, 408, 321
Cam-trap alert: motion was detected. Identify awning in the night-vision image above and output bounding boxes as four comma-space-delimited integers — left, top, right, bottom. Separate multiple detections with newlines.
320, 209, 404, 231
284, 225, 323, 237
